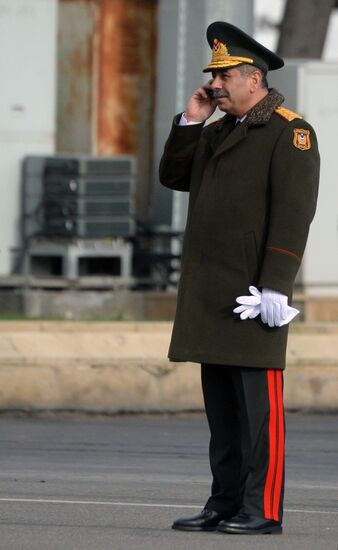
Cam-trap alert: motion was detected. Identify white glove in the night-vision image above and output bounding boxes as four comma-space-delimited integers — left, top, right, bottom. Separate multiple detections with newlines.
261, 288, 289, 327
233, 286, 299, 327
233, 286, 261, 320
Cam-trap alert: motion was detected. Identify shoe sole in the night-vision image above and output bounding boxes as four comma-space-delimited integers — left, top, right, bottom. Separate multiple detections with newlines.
172, 524, 218, 532
217, 525, 283, 535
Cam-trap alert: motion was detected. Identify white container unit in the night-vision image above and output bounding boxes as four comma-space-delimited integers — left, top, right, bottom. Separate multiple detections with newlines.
269, 62, 338, 295
0, 0, 57, 275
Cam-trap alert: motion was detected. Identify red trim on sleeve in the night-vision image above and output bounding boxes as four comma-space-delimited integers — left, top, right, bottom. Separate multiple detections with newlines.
266, 246, 301, 264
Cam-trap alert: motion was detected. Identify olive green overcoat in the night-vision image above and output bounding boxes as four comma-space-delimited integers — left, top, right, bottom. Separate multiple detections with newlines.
159, 89, 320, 369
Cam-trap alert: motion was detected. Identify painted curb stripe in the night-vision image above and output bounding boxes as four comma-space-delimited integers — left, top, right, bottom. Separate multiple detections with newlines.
0, 498, 336, 515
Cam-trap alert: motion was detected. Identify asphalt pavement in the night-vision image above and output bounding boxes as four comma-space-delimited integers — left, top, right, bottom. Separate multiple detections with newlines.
0, 412, 337, 550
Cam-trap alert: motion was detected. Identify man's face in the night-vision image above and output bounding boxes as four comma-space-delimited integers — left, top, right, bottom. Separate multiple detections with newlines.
210, 67, 253, 116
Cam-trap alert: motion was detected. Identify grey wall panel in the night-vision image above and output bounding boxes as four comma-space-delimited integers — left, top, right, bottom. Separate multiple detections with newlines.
152, 0, 254, 228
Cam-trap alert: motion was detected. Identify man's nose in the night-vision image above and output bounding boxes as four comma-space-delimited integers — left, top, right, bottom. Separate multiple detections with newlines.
211, 75, 222, 88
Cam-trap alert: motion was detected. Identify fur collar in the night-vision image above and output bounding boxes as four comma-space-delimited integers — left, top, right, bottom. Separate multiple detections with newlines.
209, 88, 285, 135
246, 88, 284, 126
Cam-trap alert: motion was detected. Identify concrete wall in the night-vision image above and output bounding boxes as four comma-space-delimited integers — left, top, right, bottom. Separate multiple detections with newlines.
0, 287, 177, 320
0, 321, 337, 413
1, 287, 338, 322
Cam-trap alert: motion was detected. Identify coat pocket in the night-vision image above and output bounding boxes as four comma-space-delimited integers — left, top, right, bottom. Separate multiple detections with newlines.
243, 231, 259, 283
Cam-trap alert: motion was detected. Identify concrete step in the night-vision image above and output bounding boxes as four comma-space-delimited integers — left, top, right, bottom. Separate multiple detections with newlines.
0, 321, 337, 412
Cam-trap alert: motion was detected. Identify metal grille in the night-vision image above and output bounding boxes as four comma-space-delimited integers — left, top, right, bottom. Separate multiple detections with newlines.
84, 158, 134, 176
84, 201, 132, 216
85, 180, 133, 195
23, 154, 136, 240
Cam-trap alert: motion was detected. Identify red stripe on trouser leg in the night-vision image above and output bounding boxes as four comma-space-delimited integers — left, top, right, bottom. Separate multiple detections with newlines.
263, 370, 284, 521
263, 370, 277, 520
272, 371, 284, 521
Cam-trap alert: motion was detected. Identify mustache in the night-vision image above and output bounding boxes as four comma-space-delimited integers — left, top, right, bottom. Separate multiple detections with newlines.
207, 89, 229, 99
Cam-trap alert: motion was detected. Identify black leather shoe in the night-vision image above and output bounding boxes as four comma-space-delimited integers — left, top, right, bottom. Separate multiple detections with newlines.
217, 512, 282, 535
172, 509, 232, 531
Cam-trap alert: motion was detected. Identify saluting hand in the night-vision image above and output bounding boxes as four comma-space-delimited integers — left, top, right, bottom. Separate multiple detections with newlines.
184, 82, 217, 123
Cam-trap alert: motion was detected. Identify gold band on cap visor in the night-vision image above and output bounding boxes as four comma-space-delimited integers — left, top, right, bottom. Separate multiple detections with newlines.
204, 38, 253, 71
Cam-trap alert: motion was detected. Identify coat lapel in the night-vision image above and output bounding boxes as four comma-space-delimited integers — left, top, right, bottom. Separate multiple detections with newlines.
210, 88, 285, 160
212, 121, 248, 159
207, 116, 235, 154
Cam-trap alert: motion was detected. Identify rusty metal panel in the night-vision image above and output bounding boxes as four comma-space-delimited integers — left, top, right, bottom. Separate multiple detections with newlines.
57, 0, 96, 154
56, 0, 157, 222
96, 0, 158, 222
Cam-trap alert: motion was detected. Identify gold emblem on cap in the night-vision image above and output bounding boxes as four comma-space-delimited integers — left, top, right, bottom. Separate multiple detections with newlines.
293, 128, 311, 151
213, 38, 229, 56
204, 38, 254, 71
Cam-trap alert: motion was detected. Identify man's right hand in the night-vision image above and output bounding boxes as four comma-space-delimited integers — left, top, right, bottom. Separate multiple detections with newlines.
184, 82, 217, 123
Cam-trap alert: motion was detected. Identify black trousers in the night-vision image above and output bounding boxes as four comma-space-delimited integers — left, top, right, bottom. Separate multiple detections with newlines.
201, 363, 285, 522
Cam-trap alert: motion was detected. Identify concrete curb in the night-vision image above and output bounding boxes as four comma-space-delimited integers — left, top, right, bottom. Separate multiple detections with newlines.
0, 322, 337, 412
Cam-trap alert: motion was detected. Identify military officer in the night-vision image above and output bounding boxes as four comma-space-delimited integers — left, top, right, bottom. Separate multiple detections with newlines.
159, 21, 320, 535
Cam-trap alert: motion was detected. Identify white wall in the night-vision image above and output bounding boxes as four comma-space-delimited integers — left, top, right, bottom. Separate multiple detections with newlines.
0, 0, 57, 275
269, 62, 338, 294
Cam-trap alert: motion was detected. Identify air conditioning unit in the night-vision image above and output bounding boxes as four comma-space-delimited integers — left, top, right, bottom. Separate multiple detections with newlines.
22, 155, 136, 240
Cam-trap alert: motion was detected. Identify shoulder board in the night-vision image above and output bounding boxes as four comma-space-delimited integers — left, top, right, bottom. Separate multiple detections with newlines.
275, 106, 303, 122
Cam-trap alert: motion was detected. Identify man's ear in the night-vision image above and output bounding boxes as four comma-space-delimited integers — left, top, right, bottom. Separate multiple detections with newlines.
250, 70, 261, 92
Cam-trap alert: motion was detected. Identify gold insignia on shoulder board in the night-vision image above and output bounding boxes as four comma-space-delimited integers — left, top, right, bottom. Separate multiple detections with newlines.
293, 128, 311, 151
275, 106, 302, 122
